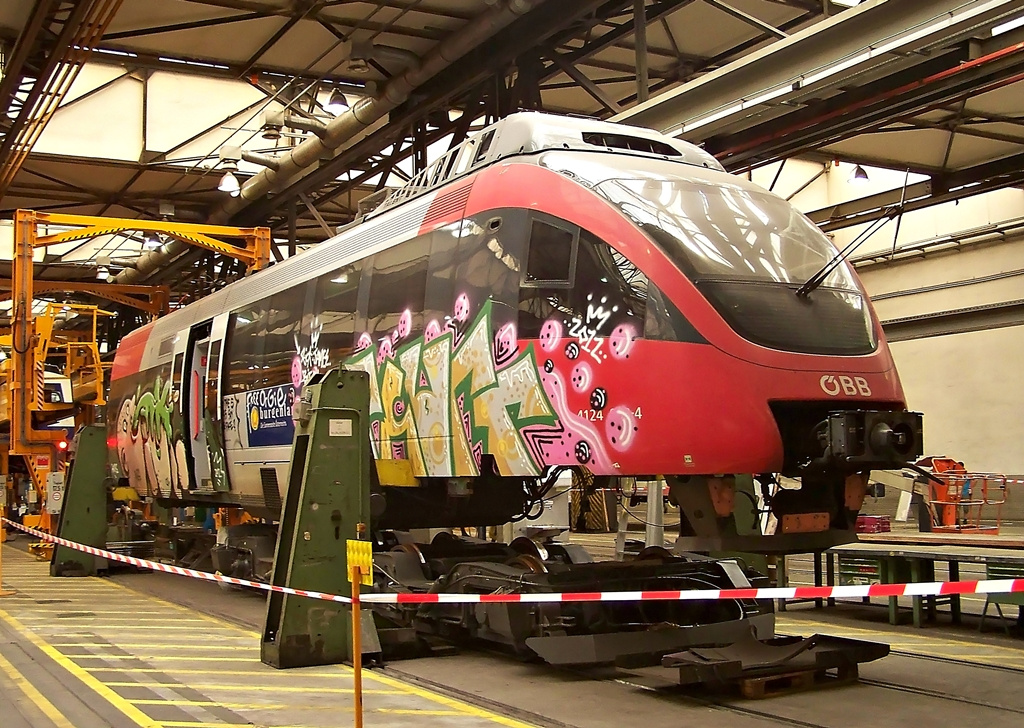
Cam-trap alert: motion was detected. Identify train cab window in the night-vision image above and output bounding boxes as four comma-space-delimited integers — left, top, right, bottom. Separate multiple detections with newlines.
645, 281, 705, 343
314, 264, 362, 361
524, 218, 577, 286
366, 235, 430, 341
520, 225, 652, 340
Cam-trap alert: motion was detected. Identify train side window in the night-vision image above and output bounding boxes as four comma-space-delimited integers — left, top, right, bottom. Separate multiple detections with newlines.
226, 304, 266, 393
453, 210, 523, 326
425, 229, 457, 326
264, 285, 307, 389
524, 216, 577, 286
366, 234, 430, 341
314, 263, 362, 362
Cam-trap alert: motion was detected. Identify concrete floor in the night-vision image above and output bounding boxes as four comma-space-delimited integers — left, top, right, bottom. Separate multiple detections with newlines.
0, 544, 535, 728
3, 532, 1024, 728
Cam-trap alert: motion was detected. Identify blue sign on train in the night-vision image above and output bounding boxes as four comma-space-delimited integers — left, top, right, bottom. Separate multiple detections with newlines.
245, 384, 295, 447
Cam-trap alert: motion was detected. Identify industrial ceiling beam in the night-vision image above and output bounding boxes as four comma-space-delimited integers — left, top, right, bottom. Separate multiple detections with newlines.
0, 0, 126, 199
612, 0, 1023, 134
0, 280, 170, 316
235, 0, 616, 227
709, 42, 1024, 169
808, 150, 1024, 232
113, 0, 557, 282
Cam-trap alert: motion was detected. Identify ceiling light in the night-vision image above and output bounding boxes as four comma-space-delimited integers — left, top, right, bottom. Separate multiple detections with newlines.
992, 15, 1024, 36
144, 232, 161, 251
831, 0, 864, 7
327, 88, 349, 115
331, 272, 349, 284
849, 164, 870, 185
218, 170, 240, 194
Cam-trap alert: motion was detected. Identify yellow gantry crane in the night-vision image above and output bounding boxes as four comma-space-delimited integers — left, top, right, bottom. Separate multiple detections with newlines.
2, 209, 270, 537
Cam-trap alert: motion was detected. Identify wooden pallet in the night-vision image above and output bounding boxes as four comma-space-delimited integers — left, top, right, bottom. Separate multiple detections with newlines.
739, 664, 859, 699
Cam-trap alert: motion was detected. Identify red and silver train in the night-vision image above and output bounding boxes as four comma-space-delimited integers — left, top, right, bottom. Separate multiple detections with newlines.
109, 111, 921, 553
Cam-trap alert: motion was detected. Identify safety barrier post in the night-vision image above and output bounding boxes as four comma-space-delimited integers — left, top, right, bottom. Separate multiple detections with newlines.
347, 531, 371, 728
0, 515, 14, 597
351, 563, 363, 728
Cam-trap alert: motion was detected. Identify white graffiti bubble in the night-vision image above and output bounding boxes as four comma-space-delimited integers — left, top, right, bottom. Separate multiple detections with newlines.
609, 324, 637, 359
539, 319, 562, 352
605, 405, 638, 452
571, 362, 592, 392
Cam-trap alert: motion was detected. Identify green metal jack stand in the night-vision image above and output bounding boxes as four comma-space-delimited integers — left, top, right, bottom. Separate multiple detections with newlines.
51, 425, 111, 577
261, 368, 381, 668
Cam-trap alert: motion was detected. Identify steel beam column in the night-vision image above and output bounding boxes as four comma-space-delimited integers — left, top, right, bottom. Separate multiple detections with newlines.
634, 0, 649, 103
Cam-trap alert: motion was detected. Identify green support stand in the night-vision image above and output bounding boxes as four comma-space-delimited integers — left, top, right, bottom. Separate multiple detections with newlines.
261, 368, 380, 669
51, 425, 110, 577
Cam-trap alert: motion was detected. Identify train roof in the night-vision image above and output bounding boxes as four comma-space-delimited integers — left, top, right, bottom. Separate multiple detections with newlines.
371, 111, 724, 217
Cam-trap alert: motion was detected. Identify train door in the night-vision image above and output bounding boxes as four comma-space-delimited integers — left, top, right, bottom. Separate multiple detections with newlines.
186, 328, 213, 489
179, 316, 230, 493
205, 314, 230, 492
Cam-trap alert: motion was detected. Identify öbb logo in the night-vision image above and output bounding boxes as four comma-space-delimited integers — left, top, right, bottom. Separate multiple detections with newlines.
819, 374, 872, 397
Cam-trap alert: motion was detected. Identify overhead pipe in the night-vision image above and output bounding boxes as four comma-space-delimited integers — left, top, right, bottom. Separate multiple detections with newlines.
115, 0, 546, 284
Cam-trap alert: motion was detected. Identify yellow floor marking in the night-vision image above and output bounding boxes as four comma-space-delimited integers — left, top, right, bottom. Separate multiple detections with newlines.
378, 708, 468, 715
84, 667, 346, 677
131, 699, 287, 709
107, 682, 405, 694
32, 625, 241, 632
70, 655, 262, 662
0, 609, 161, 728
52, 643, 259, 650
20, 610, 189, 616
17, 616, 211, 622
0, 647, 78, 728
157, 724, 311, 728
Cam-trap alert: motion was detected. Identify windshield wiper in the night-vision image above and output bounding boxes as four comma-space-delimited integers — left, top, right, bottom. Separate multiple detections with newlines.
796, 207, 898, 298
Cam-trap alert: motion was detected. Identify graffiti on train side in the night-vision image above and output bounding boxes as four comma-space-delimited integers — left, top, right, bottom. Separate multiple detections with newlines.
115, 375, 189, 498
346, 299, 561, 477
345, 294, 646, 477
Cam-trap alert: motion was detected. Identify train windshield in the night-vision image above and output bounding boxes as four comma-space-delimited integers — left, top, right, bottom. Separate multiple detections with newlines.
593, 177, 857, 290
593, 175, 876, 355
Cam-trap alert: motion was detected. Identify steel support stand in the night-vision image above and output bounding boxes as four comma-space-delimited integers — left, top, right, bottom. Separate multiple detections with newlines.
261, 369, 380, 668
51, 425, 109, 577
645, 478, 663, 549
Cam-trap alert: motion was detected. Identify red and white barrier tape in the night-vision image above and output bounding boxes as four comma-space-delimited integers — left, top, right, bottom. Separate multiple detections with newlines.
4, 516, 1023, 605
2, 518, 352, 604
